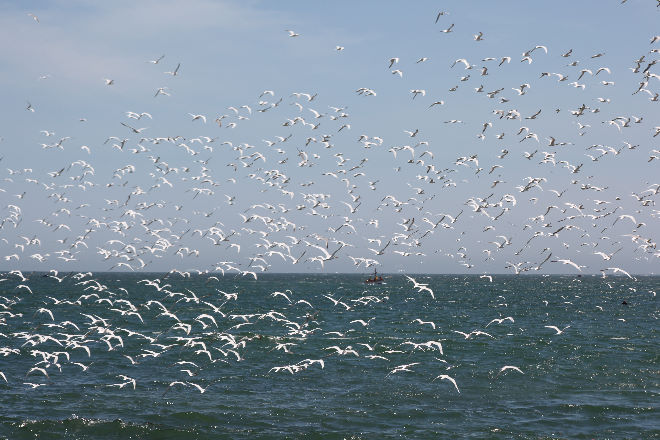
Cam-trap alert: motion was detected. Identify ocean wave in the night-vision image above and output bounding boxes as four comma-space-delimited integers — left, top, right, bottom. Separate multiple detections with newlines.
1, 415, 216, 440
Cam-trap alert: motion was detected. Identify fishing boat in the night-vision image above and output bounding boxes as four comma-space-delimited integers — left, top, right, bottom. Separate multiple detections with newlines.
365, 268, 383, 284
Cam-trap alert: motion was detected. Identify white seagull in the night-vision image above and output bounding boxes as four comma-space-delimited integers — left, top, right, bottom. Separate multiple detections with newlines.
433, 374, 460, 393
544, 325, 570, 335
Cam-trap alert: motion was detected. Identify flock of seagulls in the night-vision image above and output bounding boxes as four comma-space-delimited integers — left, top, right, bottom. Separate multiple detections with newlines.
3, 269, 617, 396
0, 11, 660, 428
0, 2, 657, 404
3, 12, 658, 276
0, 11, 660, 286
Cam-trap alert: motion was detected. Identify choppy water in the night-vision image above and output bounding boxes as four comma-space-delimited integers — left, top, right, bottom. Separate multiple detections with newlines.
0, 272, 658, 439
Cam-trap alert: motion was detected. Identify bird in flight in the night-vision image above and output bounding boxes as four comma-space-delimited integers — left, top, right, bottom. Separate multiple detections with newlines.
497, 366, 524, 377
435, 11, 448, 23
441, 23, 455, 33
545, 325, 570, 335
433, 374, 460, 393
120, 122, 147, 134
551, 258, 584, 272
147, 55, 165, 64
165, 63, 181, 76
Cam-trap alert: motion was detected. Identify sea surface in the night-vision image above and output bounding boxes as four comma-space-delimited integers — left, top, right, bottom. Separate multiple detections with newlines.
0, 272, 658, 439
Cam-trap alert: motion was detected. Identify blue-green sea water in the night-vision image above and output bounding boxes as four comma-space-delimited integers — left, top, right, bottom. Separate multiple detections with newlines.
0, 272, 658, 439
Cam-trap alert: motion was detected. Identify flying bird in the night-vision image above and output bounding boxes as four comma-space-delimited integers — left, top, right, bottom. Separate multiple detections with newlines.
433, 374, 460, 393
497, 366, 524, 377
164, 63, 181, 76
545, 325, 570, 335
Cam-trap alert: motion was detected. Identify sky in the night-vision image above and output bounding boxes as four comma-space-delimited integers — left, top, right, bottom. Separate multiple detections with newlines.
0, 0, 658, 275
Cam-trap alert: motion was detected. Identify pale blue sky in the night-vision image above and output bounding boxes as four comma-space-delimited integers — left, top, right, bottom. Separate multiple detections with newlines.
0, 0, 658, 274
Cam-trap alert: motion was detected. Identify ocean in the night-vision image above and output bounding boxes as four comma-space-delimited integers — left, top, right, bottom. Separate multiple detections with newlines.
0, 272, 657, 439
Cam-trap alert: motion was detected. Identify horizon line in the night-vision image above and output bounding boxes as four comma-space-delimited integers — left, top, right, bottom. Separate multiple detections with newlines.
2, 270, 656, 277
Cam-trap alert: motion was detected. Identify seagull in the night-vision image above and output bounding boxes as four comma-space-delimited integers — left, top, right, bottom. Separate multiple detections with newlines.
544, 325, 570, 335
164, 63, 181, 76
411, 89, 426, 99
325, 345, 359, 357
606, 267, 633, 279
154, 87, 170, 97
120, 122, 147, 134
435, 11, 448, 23
26, 367, 49, 379
433, 374, 460, 393
147, 55, 165, 64
187, 382, 211, 393
387, 362, 420, 376
36, 307, 54, 321
72, 362, 92, 372
369, 239, 391, 256
497, 366, 524, 376
271, 291, 292, 303
162, 381, 188, 396
189, 113, 207, 123
285, 30, 300, 37
551, 258, 584, 271
452, 58, 471, 69
441, 23, 455, 33
323, 295, 352, 311
485, 317, 514, 327
412, 319, 436, 329
16, 284, 33, 294
405, 276, 434, 299
593, 249, 621, 261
